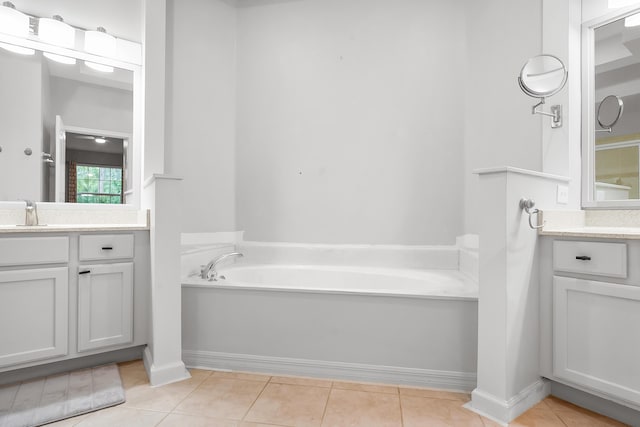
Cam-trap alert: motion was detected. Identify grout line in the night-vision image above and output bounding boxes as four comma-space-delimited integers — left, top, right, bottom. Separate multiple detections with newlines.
397, 386, 405, 427
239, 375, 272, 422
164, 370, 213, 413
319, 386, 333, 427
153, 411, 171, 426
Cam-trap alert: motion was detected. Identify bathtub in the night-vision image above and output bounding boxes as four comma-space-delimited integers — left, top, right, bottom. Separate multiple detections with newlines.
187, 264, 477, 300
181, 241, 478, 391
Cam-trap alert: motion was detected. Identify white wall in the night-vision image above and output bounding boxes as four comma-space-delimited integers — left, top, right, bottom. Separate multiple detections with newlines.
49, 77, 133, 134
236, 0, 466, 245
463, 0, 544, 234
164, 0, 237, 233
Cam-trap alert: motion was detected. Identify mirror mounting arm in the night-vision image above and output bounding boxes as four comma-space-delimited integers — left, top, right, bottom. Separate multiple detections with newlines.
532, 98, 563, 128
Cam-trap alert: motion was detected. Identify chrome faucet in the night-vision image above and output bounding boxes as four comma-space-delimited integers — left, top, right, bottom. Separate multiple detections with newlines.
201, 252, 243, 281
24, 200, 39, 226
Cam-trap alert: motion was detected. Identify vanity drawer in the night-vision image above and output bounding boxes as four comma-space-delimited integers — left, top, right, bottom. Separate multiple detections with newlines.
79, 234, 134, 261
0, 237, 69, 266
553, 240, 627, 278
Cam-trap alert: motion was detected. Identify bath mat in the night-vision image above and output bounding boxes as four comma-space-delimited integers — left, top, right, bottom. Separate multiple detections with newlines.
0, 364, 125, 427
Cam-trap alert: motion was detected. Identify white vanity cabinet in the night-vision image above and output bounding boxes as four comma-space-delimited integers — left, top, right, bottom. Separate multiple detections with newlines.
0, 230, 149, 373
540, 238, 640, 408
0, 237, 70, 368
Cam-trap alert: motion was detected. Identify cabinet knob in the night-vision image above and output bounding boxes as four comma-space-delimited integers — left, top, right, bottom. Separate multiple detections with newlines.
575, 255, 592, 261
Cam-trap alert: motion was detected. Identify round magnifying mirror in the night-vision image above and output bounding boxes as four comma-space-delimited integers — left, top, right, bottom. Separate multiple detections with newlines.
597, 95, 624, 131
518, 54, 568, 98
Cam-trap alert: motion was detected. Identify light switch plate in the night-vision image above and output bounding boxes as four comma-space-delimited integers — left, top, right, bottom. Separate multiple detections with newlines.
557, 185, 569, 204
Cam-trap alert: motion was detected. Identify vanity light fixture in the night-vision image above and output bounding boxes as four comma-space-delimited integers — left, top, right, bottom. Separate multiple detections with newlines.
608, 0, 639, 8
94, 137, 107, 144
625, 12, 640, 26
84, 27, 115, 73
0, 2, 34, 55
38, 15, 76, 65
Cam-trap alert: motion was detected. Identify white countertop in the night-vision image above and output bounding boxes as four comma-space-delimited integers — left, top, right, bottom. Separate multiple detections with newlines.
0, 224, 149, 233
539, 226, 640, 239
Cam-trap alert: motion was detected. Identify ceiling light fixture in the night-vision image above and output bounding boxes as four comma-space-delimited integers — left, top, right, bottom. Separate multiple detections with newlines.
0, 2, 34, 55
38, 15, 76, 65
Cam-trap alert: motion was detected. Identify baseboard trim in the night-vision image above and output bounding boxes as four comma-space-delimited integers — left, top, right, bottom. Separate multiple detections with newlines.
143, 346, 191, 387
468, 378, 550, 423
182, 349, 476, 391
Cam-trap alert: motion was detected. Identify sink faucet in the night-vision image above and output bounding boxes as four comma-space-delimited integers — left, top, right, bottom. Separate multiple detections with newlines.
201, 252, 243, 281
24, 200, 39, 226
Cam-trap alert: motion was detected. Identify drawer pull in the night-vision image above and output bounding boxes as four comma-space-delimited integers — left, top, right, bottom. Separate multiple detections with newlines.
575, 255, 592, 261
101, 246, 113, 251
79, 270, 91, 275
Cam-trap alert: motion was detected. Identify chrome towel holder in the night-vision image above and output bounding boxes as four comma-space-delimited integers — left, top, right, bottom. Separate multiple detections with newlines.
520, 198, 544, 229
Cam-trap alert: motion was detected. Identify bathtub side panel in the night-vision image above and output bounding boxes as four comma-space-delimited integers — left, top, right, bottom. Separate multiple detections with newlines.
182, 287, 477, 375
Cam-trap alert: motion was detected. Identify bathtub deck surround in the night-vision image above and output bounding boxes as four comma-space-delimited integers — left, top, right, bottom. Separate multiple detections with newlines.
181, 237, 478, 391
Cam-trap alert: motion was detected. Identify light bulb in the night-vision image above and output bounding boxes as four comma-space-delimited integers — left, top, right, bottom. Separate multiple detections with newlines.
85, 61, 114, 73
43, 52, 76, 65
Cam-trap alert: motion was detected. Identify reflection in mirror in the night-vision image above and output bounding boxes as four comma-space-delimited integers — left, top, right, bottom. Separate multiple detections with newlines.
593, 13, 640, 201
518, 54, 567, 128
0, 46, 133, 204
597, 94, 624, 131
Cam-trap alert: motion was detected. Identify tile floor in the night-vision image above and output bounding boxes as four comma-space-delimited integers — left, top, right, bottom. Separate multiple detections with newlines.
46, 360, 628, 427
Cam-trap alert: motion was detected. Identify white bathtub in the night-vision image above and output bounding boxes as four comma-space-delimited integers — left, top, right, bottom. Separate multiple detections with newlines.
182, 242, 478, 391
185, 264, 478, 300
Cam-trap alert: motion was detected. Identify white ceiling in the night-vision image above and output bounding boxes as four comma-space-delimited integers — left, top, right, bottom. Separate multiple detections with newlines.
13, 0, 142, 42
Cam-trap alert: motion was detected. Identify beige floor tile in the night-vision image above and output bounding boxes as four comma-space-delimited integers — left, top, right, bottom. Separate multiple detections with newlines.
510, 401, 565, 427
210, 371, 272, 383
173, 377, 266, 420
400, 395, 483, 427
480, 415, 504, 427
123, 368, 212, 412
270, 375, 332, 388
543, 396, 627, 426
322, 388, 402, 427
399, 386, 471, 402
44, 412, 93, 426
74, 406, 167, 427
331, 380, 398, 394
157, 413, 238, 426
240, 422, 290, 427
118, 360, 150, 389
244, 383, 330, 427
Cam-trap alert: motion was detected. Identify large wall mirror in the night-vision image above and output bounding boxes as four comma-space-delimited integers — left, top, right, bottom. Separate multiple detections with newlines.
0, 1, 141, 206
0, 47, 134, 204
583, 7, 640, 206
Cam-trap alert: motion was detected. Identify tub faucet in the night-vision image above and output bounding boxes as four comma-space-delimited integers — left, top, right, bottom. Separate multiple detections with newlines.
201, 252, 244, 281
24, 200, 39, 226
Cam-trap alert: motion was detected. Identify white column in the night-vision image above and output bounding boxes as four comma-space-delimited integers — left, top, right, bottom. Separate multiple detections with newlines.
142, 174, 189, 386
468, 167, 569, 423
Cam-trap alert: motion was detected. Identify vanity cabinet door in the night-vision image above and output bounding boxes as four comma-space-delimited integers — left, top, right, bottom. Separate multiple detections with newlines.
553, 276, 640, 405
0, 267, 68, 367
77, 262, 133, 352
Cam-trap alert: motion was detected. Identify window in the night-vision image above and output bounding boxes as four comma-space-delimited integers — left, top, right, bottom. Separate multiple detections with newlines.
76, 165, 123, 204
